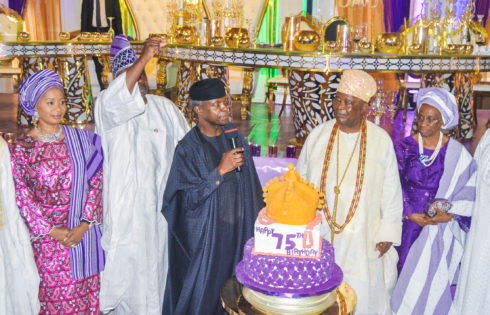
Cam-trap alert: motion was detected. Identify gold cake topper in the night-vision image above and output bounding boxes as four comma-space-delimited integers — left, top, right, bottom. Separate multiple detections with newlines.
262, 164, 324, 225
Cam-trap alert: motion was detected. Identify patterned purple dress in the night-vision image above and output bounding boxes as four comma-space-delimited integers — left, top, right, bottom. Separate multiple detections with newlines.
9, 135, 102, 314
394, 135, 448, 274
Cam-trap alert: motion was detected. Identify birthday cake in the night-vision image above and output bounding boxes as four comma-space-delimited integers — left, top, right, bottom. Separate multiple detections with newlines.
235, 165, 344, 314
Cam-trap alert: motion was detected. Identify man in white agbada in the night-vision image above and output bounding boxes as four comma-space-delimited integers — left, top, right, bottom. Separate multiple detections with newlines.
0, 137, 40, 314
296, 70, 403, 315
451, 128, 490, 314
95, 35, 189, 314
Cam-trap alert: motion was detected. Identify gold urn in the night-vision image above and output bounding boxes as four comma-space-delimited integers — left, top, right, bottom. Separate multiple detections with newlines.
17, 31, 31, 41
376, 33, 403, 54
293, 30, 320, 52
324, 41, 342, 53
175, 25, 197, 45
59, 32, 70, 41
100, 32, 113, 42
359, 40, 373, 54
149, 33, 168, 41
443, 44, 458, 54
211, 36, 224, 46
408, 43, 424, 54
225, 28, 250, 48
80, 32, 92, 41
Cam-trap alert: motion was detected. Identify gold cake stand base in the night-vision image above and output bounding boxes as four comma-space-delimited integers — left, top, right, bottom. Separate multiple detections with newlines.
221, 277, 354, 315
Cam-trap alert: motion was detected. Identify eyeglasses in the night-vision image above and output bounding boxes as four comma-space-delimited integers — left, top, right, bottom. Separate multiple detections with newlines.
415, 116, 440, 124
332, 97, 354, 110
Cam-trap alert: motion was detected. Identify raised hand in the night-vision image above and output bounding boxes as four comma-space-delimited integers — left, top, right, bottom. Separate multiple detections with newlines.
141, 36, 166, 62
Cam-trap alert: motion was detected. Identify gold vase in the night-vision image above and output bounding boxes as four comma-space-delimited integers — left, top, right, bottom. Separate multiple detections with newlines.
376, 33, 402, 54
359, 40, 373, 54
80, 32, 92, 41
211, 36, 224, 46
107, 17, 115, 40
175, 25, 197, 44
293, 30, 320, 52
408, 43, 424, 54
324, 41, 342, 53
59, 32, 70, 41
100, 32, 113, 42
225, 28, 249, 48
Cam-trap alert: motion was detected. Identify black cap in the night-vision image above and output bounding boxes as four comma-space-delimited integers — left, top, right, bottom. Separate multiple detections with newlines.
189, 78, 227, 101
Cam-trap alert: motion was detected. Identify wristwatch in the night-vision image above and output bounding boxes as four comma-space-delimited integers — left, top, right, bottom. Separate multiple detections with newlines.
81, 219, 94, 229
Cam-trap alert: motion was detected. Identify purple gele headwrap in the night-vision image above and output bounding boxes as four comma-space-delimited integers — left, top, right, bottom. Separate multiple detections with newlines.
416, 87, 459, 130
110, 34, 138, 77
19, 69, 64, 116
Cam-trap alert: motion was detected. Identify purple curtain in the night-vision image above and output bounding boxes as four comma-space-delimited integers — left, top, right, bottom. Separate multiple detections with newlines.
8, 0, 27, 17
475, 0, 490, 25
384, 0, 411, 32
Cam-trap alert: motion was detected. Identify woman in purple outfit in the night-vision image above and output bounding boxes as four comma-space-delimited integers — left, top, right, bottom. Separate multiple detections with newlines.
394, 87, 473, 273
391, 87, 476, 314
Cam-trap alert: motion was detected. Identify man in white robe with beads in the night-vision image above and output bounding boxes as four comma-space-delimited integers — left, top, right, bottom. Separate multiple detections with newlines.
296, 70, 403, 315
451, 128, 490, 314
94, 35, 189, 314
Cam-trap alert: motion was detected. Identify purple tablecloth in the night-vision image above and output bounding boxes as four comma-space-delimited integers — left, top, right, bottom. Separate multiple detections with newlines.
252, 157, 298, 186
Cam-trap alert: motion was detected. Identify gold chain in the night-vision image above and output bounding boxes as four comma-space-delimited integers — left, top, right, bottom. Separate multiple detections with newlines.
320, 120, 367, 245
331, 128, 361, 241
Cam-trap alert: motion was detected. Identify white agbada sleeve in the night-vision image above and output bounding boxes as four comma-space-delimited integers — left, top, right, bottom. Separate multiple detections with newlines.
375, 143, 403, 246
96, 72, 146, 131
0, 138, 40, 315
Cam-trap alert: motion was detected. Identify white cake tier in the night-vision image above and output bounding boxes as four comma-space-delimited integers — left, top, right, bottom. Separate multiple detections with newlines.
253, 210, 322, 258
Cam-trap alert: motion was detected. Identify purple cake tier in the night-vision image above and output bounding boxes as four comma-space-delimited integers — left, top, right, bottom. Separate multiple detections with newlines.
236, 238, 343, 296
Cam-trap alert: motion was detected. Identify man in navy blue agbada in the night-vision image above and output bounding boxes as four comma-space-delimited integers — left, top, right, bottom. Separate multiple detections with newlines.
162, 78, 263, 315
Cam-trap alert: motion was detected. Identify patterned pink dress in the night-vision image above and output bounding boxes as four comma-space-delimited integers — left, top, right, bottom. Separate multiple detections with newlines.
9, 135, 103, 314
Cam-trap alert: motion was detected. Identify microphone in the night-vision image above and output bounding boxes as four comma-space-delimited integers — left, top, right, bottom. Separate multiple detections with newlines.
223, 123, 242, 172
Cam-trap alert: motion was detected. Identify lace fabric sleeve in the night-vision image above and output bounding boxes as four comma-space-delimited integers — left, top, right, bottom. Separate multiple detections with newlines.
9, 142, 53, 239
82, 168, 103, 224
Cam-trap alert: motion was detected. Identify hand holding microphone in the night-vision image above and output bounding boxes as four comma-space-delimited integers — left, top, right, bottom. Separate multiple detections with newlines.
218, 123, 244, 175
217, 147, 244, 176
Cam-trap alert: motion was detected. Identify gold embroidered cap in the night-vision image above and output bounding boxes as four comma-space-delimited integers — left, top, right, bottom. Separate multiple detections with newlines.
263, 164, 324, 225
337, 70, 377, 103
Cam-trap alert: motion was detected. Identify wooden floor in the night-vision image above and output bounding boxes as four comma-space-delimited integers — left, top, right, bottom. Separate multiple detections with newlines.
1, 92, 489, 155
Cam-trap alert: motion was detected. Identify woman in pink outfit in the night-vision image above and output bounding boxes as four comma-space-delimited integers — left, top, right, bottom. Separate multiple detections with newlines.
9, 69, 104, 314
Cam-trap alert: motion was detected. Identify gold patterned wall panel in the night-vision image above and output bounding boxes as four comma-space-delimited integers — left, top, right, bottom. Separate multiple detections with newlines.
176, 61, 199, 122
288, 71, 341, 144
241, 68, 254, 120
60, 56, 93, 124
176, 62, 231, 125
